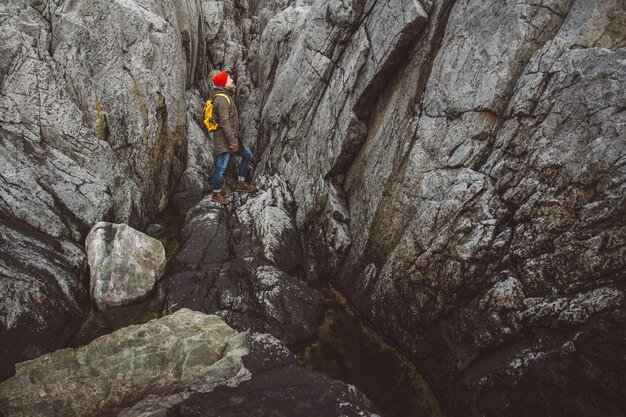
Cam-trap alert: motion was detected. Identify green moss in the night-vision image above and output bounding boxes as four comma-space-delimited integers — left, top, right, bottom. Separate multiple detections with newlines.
132, 79, 149, 130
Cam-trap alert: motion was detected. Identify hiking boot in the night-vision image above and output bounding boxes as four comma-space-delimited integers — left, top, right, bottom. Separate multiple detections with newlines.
211, 192, 230, 205
235, 182, 257, 193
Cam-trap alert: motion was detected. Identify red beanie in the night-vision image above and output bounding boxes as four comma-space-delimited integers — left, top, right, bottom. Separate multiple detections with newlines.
212, 71, 228, 87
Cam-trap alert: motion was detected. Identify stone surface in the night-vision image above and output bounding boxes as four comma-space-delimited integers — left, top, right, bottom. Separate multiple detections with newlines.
85, 222, 166, 310
0, 214, 88, 381
0, 309, 378, 417
0, 309, 249, 417
174, 88, 215, 201
0, 0, 197, 374
161, 332, 381, 417
162, 188, 323, 346
249, 0, 626, 416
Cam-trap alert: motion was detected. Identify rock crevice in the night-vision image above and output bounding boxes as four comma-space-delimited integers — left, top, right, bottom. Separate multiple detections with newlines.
1, 0, 624, 416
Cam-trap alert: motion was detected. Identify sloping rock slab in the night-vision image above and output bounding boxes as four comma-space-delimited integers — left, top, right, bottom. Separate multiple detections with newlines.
163, 194, 323, 346
161, 333, 381, 417
0, 309, 249, 417
0, 214, 88, 381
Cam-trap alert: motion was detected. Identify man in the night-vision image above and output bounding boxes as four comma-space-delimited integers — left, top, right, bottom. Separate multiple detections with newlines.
210, 71, 256, 205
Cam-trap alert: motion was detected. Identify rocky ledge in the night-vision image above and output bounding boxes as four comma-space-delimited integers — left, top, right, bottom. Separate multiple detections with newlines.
0, 309, 379, 417
162, 179, 324, 347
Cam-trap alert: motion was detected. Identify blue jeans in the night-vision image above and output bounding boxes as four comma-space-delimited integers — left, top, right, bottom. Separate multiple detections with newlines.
212, 146, 253, 192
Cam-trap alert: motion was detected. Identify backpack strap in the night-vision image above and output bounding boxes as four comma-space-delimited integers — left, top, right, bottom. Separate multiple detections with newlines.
212, 93, 231, 105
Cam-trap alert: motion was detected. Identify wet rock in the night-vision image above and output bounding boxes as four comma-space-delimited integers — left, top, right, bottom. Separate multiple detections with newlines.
0, 309, 250, 417
145, 223, 165, 238
0, 215, 88, 381
163, 192, 323, 346
163, 332, 381, 417
85, 222, 166, 310
252, 0, 626, 416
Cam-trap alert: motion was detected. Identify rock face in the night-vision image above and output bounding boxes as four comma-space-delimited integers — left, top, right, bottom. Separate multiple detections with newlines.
0, 310, 379, 417
163, 182, 323, 346
173, 89, 215, 201
247, 0, 626, 416
0, 214, 88, 381
0, 0, 197, 374
85, 222, 166, 310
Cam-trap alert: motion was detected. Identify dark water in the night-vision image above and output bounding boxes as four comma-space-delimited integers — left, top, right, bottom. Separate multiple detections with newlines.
296, 284, 446, 417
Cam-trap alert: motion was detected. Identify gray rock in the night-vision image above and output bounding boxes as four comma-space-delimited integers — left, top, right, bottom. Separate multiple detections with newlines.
145, 223, 165, 238
257, 0, 428, 233
0, 309, 249, 417
85, 222, 166, 310
174, 88, 215, 201
250, 0, 626, 415
2, 0, 625, 415
1, 0, 198, 374
521, 286, 624, 327
0, 216, 88, 380
162, 192, 323, 346
1, 0, 192, 233
480, 277, 525, 312
0, 308, 378, 417
236, 175, 301, 272
159, 332, 381, 417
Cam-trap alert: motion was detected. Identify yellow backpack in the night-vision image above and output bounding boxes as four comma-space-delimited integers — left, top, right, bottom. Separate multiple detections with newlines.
203, 93, 231, 132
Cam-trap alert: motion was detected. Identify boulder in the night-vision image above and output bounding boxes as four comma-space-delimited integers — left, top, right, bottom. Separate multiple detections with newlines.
0, 309, 249, 417
85, 222, 166, 310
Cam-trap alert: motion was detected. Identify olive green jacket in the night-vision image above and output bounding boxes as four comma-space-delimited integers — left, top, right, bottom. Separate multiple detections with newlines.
211, 87, 239, 155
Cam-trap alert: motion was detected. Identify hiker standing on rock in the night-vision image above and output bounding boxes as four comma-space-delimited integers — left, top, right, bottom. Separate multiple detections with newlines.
209, 71, 256, 205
